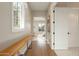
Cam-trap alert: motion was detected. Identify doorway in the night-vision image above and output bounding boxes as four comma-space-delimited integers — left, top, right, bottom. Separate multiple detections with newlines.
33, 17, 46, 42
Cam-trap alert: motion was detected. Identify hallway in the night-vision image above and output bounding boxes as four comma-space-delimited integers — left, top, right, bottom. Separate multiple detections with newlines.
0, 2, 57, 56
25, 33, 57, 56
0, 2, 79, 56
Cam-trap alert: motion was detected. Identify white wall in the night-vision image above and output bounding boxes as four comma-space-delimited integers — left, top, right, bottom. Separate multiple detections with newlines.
0, 2, 32, 51
32, 11, 46, 18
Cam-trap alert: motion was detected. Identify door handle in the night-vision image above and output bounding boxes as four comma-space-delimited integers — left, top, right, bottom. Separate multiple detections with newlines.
67, 32, 70, 35
53, 32, 55, 35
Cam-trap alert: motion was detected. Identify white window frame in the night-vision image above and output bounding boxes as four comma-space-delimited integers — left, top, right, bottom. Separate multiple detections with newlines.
12, 2, 25, 32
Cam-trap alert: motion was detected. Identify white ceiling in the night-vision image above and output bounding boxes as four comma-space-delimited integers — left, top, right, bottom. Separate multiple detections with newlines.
28, 2, 49, 11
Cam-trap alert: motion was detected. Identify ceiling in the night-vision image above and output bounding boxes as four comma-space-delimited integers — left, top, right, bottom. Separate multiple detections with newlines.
56, 2, 79, 8
28, 2, 49, 11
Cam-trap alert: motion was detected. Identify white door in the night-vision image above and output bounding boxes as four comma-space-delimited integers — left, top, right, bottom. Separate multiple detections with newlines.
55, 8, 68, 49
68, 9, 79, 47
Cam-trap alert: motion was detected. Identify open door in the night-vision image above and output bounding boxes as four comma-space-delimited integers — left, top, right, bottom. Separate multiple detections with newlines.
55, 8, 68, 49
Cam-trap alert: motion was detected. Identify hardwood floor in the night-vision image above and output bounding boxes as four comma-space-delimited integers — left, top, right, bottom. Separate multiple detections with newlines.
25, 41, 57, 56
25, 34, 57, 56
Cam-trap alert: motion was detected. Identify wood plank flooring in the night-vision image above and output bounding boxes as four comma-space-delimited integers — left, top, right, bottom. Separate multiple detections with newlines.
25, 41, 56, 56
25, 34, 57, 56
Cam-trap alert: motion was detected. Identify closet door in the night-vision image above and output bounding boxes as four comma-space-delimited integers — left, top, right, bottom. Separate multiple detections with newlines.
55, 8, 68, 49
68, 9, 78, 47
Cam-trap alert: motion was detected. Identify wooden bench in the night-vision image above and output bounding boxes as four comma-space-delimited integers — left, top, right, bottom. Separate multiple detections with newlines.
0, 35, 32, 56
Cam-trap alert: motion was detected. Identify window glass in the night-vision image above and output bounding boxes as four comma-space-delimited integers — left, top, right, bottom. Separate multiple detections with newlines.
12, 2, 25, 32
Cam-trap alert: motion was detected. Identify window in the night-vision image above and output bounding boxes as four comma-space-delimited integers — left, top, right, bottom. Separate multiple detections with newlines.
12, 2, 25, 32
